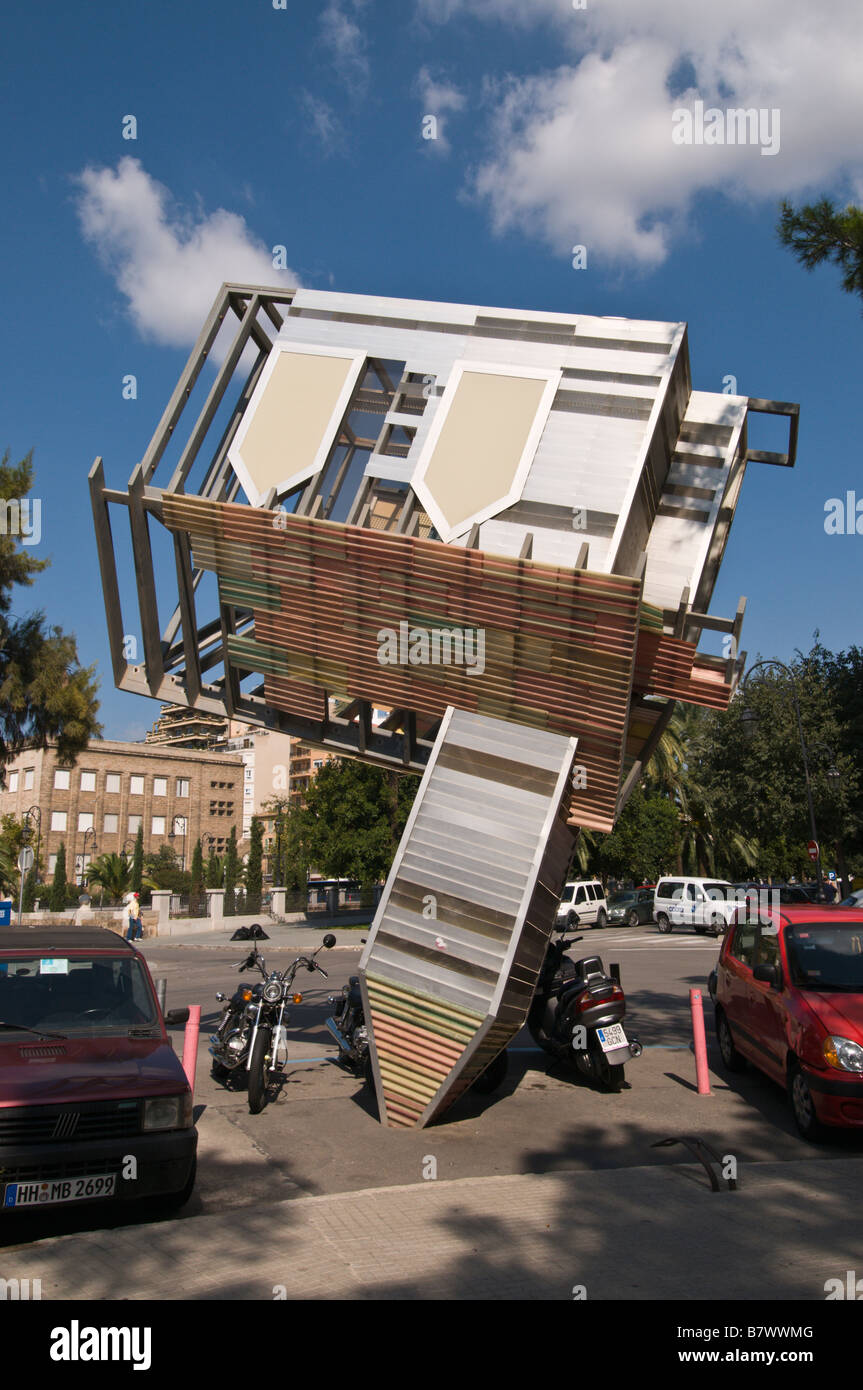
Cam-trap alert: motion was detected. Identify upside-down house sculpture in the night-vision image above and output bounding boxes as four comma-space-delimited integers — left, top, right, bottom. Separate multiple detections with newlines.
90, 284, 798, 1127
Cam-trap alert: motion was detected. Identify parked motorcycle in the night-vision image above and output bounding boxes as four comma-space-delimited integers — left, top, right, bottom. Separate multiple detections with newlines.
527, 931, 642, 1091
325, 940, 509, 1096
210, 932, 336, 1112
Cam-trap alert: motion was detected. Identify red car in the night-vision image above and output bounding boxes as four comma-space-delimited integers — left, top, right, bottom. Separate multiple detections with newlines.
714, 905, 863, 1140
0, 928, 197, 1216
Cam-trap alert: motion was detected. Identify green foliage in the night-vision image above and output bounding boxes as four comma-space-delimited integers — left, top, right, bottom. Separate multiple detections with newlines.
130, 825, 144, 895
143, 844, 189, 894
190, 839, 204, 896
50, 841, 67, 910
245, 817, 263, 897
596, 787, 681, 882
282, 758, 419, 888
22, 866, 37, 911
86, 852, 155, 903
0, 450, 102, 772
223, 826, 240, 909
778, 199, 863, 306
205, 849, 223, 888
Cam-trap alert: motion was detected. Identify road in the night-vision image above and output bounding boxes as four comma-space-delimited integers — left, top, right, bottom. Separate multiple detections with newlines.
5, 921, 862, 1255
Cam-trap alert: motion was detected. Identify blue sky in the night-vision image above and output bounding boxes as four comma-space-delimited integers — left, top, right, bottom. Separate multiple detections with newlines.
2, 0, 862, 739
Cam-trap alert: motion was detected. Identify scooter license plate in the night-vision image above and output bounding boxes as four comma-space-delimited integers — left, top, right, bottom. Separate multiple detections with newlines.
596, 1024, 627, 1053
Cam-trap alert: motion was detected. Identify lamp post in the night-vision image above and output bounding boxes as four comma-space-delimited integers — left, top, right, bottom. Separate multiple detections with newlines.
169, 816, 188, 872
740, 660, 825, 901
78, 827, 98, 888
23, 805, 42, 884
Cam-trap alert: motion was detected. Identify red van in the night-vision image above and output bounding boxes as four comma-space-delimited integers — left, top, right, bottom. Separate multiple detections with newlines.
0, 928, 196, 1215
714, 905, 863, 1140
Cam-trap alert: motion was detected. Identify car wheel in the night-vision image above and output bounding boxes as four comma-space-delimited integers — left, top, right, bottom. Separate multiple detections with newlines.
596, 909, 607, 929
788, 1062, 825, 1142
716, 1008, 746, 1072
708, 914, 725, 938
567, 911, 579, 927
656, 914, 672, 934
627, 909, 640, 927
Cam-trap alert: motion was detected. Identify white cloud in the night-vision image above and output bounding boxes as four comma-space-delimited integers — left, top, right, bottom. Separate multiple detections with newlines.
319, 1, 370, 95
299, 91, 345, 155
74, 157, 297, 347
416, 66, 467, 154
417, 0, 863, 265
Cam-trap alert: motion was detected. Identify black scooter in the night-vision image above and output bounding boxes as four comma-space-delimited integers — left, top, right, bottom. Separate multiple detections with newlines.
528, 931, 642, 1091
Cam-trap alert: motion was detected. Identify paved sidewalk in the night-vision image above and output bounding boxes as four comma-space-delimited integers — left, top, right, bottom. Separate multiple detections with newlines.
137, 923, 368, 950
4, 1158, 862, 1300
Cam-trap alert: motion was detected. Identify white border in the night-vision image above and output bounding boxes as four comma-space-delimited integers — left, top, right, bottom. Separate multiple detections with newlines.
228, 341, 367, 507
410, 360, 562, 543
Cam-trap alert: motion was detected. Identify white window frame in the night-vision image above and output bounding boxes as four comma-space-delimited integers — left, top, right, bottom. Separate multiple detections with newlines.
23, 768, 34, 791
80, 771, 97, 793
51, 811, 68, 832
7, 771, 18, 792
106, 773, 121, 794
130, 775, 145, 796
153, 777, 167, 798
54, 769, 71, 791
103, 813, 119, 834
151, 816, 166, 836
77, 812, 94, 832
176, 778, 189, 798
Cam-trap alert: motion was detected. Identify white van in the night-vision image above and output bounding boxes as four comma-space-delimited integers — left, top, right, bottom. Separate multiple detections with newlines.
555, 880, 608, 929
653, 877, 737, 936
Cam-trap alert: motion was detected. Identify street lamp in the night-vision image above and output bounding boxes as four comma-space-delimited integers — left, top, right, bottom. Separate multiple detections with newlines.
169, 816, 188, 872
23, 805, 42, 884
740, 660, 825, 901
78, 827, 98, 888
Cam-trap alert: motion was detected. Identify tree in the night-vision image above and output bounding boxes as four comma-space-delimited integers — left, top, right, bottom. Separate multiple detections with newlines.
778, 199, 863, 307
22, 866, 37, 911
284, 759, 419, 889
130, 824, 144, 895
223, 826, 240, 909
143, 845, 189, 894
50, 841, 68, 910
0, 449, 102, 775
205, 849, 223, 888
86, 852, 155, 903
245, 817, 263, 901
189, 839, 204, 898
596, 787, 681, 883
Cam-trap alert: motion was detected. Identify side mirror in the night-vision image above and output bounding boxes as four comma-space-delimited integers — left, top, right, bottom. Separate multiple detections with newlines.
753, 963, 781, 988
322, 933, 336, 949
164, 1007, 190, 1027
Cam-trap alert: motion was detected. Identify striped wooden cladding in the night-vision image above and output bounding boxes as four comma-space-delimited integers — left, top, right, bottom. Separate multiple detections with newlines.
160, 495, 732, 831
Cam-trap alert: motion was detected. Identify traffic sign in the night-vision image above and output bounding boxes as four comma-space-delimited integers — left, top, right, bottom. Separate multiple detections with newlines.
828, 870, 836, 880
17, 846, 34, 873
807, 840, 819, 862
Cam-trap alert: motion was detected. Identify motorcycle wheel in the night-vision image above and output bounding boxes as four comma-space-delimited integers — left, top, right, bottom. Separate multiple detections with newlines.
248, 1027, 272, 1114
471, 1049, 509, 1095
598, 1059, 626, 1092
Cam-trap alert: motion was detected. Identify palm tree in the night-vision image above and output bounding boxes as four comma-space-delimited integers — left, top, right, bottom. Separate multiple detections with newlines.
85, 852, 155, 904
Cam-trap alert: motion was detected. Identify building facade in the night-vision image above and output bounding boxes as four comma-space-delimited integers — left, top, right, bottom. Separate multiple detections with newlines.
0, 741, 246, 883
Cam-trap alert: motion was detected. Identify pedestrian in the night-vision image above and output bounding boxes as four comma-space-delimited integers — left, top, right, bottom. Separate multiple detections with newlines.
125, 891, 143, 942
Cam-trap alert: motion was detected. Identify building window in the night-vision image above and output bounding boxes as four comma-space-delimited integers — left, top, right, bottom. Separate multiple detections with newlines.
153, 777, 167, 798
51, 811, 68, 832
128, 814, 143, 834
80, 771, 97, 793
176, 778, 189, 798
49, 853, 58, 874
54, 769, 71, 790
130, 775, 144, 796
7, 771, 18, 792
106, 773, 121, 794
23, 768, 34, 790
78, 812, 94, 832
313, 759, 323, 769
152, 816, 166, 836
103, 813, 119, 834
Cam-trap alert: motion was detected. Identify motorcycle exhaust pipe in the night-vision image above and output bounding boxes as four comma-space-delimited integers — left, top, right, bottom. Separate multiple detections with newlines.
325, 1018, 352, 1053
628, 1036, 643, 1058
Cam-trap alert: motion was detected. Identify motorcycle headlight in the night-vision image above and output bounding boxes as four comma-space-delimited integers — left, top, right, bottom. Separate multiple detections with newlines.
823, 1036, 863, 1072
143, 1093, 193, 1131
263, 980, 283, 1004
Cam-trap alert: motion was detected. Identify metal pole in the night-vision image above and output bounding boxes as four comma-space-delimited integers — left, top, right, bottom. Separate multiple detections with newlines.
17, 872, 25, 927
690, 988, 711, 1095
155, 978, 167, 1014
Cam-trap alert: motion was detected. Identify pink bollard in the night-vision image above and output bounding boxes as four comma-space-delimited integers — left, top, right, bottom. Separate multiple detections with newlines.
181, 1005, 201, 1099
690, 988, 711, 1095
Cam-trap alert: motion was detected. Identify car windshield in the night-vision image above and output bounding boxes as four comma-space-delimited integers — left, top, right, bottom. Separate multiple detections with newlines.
609, 893, 636, 906
0, 954, 158, 1034
785, 925, 863, 992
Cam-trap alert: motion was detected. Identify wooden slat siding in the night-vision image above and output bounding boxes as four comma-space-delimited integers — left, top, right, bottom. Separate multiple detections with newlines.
161, 494, 642, 829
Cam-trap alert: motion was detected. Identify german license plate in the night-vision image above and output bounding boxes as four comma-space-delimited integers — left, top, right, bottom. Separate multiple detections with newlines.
596, 1024, 627, 1053
3, 1173, 116, 1209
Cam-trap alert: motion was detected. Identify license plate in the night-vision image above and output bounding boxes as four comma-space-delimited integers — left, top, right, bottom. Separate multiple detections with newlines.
596, 1024, 627, 1053
3, 1173, 116, 1209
